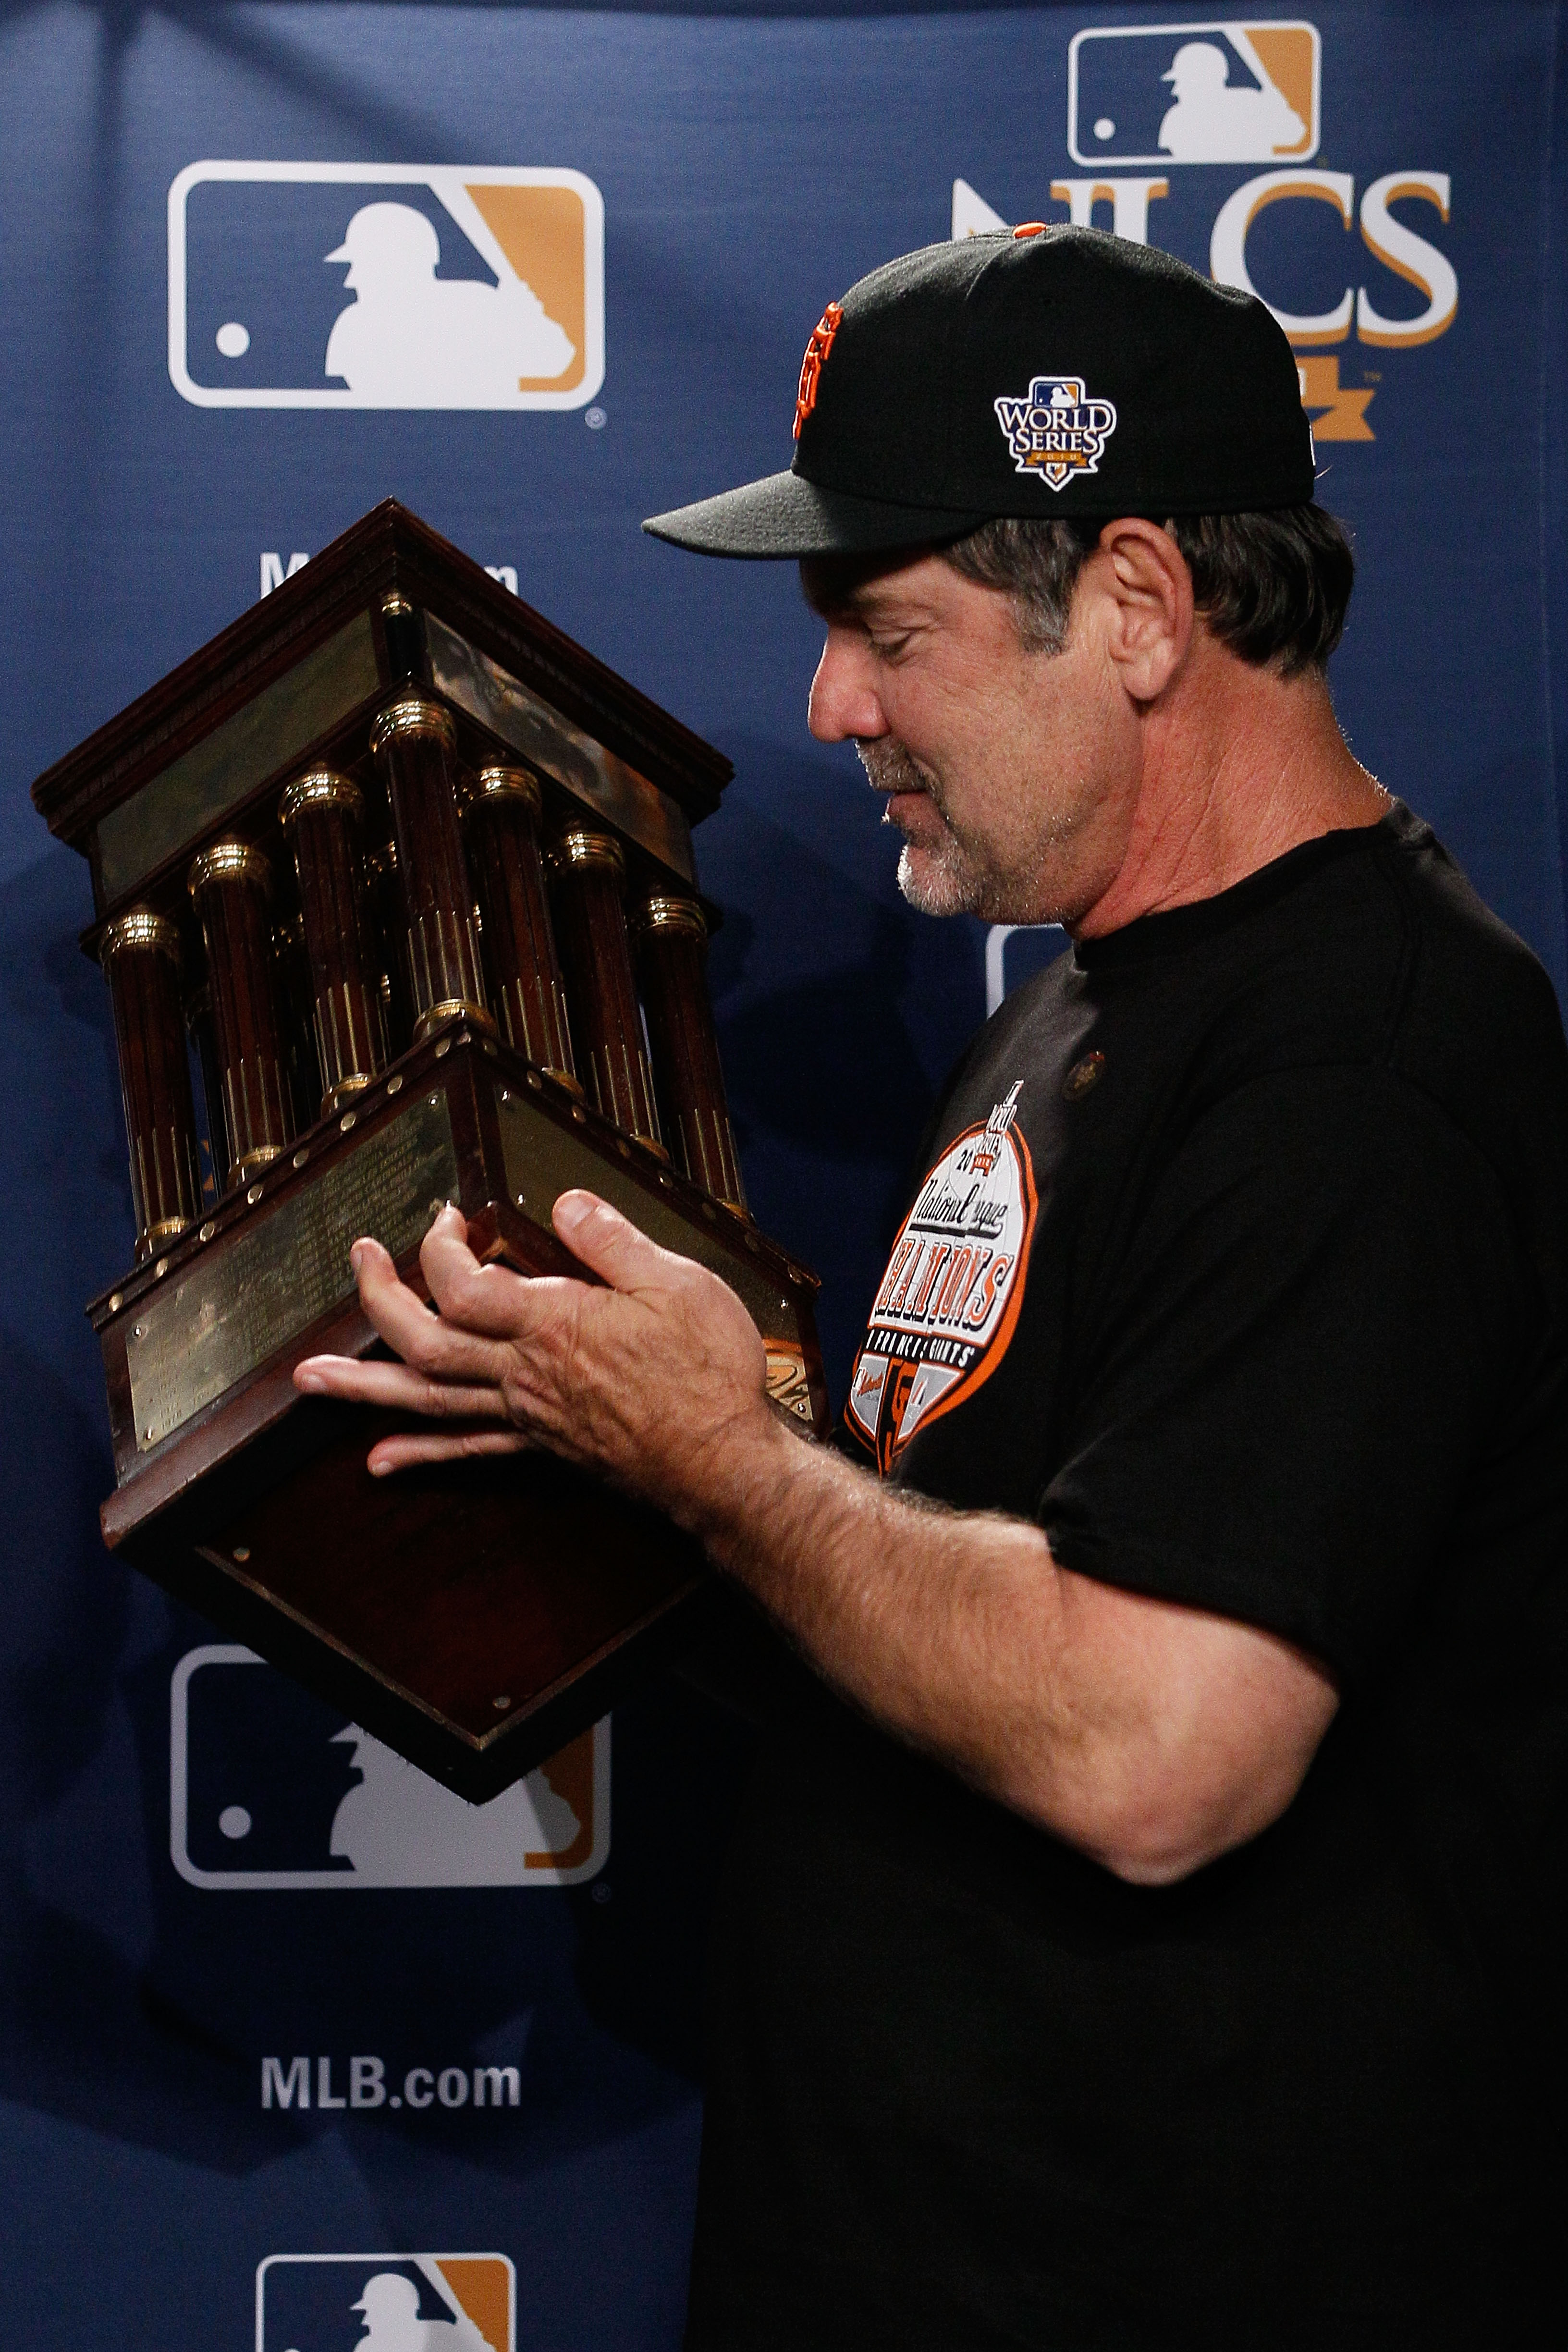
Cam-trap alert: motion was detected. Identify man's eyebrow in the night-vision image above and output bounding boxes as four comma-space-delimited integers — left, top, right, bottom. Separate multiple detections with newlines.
799, 564, 937, 624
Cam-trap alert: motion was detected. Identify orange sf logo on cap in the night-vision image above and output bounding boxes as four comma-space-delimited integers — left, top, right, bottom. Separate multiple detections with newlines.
794, 301, 844, 440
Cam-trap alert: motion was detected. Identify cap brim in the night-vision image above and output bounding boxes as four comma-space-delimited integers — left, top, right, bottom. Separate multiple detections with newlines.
642, 468, 993, 560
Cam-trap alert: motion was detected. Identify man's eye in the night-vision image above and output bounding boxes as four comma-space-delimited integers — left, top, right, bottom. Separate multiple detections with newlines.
868, 632, 912, 660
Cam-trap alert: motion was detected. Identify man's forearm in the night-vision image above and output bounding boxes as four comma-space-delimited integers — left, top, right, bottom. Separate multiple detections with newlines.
690, 1412, 1075, 1814
685, 1410, 1337, 1885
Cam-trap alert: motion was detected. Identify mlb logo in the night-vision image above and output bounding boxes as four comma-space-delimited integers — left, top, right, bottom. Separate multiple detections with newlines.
257, 2253, 514, 2351
168, 161, 603, 408
171, 1647, 608, 1888
1067, 21, 1320, 167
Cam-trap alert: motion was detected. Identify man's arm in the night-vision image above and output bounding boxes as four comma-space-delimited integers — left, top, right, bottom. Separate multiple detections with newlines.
295, 1193, 1338, 1886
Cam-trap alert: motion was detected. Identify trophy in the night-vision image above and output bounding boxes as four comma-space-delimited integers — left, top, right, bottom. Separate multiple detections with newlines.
32, 502, 826, 1798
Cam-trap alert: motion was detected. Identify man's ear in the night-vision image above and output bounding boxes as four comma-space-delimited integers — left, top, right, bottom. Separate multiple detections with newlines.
1094, 519, 1194, 703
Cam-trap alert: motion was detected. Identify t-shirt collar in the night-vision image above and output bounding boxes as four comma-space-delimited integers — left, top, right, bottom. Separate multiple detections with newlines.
1071, 802, 1413, 972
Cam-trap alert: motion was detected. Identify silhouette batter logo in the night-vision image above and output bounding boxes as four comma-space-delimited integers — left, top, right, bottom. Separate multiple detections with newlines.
257, 2253, 514, 2351
1068, 21, 1320, 167
172, 1647, 608, 1888
169, 162, 603, 408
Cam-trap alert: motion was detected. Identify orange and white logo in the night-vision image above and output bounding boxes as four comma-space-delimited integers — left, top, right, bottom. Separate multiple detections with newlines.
257, 2253, 513, 2349
846, 1082, 1037, 1471
169, 162, 603, 409
1068, 21, 1320, 167
172, 1647, 608, 1889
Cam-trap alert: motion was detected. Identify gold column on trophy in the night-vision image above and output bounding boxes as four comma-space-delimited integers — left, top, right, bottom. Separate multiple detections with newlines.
634, 894, 748, 1211
464, 764, 578, 1087
98, 909, 202, 1257
279, 769, 387, 1115
187, 842, 294, 1186
369, 696, 491, 1039
550, 828, 664, 1150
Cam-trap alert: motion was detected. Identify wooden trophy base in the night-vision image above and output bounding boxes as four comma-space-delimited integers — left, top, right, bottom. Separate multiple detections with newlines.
93, 1019, 826, 1800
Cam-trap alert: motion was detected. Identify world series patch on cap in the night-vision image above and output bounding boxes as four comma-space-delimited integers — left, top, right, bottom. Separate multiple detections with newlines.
643, 225, 1315, 558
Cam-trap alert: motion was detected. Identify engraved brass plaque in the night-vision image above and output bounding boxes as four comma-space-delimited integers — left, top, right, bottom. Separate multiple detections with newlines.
127, 1090, 458, 1451
98, 612, 380, 905
427, 614, 698, 884
495, 1085, 803, 1349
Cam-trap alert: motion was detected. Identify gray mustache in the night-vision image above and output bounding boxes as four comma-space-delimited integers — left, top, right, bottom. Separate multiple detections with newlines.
855, 739, 934, 798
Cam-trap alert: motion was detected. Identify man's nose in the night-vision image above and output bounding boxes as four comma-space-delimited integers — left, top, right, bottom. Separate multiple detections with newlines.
808, 630, 887, 745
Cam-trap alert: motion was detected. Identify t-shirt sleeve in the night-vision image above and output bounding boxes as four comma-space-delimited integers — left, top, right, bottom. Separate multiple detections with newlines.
1037, 1064, 1526, 1682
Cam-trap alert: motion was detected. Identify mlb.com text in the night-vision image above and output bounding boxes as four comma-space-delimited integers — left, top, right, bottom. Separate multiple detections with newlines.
262, 2055, 520, 2111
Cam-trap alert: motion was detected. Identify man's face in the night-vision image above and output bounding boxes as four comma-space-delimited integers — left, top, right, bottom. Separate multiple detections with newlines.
802, 544, 1141, 930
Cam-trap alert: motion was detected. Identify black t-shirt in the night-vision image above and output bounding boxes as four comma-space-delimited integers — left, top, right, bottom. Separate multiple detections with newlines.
686, 806, 1568, 2350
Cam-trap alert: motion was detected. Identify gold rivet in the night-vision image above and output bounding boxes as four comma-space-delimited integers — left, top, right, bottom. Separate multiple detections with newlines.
493, 1694, 511, 1711
526, 1071, 543, 1092
155, 1257, 169, 1277
294, 1147, 309, 1169
428, 1093, 440, 1107
386, 1075, 404, 1096
572, 1105, 587, 1124
340, 1110, 356, 1134
434, 1038, 451, 1059
199, 1220, 216, 1242
109, 1291, 122, 1313
246, 1182, 262, 1204
133, 1322, 145, 1340
500, 1089, 510, 1104
233, 1544, 251, 1564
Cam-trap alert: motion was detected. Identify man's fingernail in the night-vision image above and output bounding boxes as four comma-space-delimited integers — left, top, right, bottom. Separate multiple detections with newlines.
349, 1242, 363, 1272
555, 1193, 588, 1230
295, 1366, 324, 1393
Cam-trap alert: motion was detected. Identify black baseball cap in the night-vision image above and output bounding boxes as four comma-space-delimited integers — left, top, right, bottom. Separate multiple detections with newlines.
642, 225, 1314, 559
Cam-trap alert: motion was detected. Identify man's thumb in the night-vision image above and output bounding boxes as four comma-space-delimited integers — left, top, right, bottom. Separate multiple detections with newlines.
552, 1188, 677, 1291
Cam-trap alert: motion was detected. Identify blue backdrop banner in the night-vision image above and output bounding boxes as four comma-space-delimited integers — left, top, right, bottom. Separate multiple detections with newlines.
2, 4, 1565, 2345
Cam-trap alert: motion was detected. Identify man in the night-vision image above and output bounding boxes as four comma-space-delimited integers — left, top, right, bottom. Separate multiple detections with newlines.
297, 231, 1568, 2344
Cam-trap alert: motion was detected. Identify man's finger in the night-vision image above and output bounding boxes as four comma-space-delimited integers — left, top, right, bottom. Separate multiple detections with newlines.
349, 1230, 510, 1383
293, 1353, 508, 1421
365, 1427, 536, 1477
421, 1205, 596, 1339
553, 1188, 692, 1294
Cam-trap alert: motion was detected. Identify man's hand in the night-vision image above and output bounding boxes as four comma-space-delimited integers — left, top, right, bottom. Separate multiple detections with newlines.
294, 1191, 781, 1526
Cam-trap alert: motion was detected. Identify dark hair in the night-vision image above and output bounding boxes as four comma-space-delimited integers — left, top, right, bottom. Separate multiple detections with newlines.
944, 504, 1354, 675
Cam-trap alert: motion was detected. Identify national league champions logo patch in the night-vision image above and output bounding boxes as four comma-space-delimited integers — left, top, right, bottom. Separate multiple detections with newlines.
846, 1082, 1037, 1470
